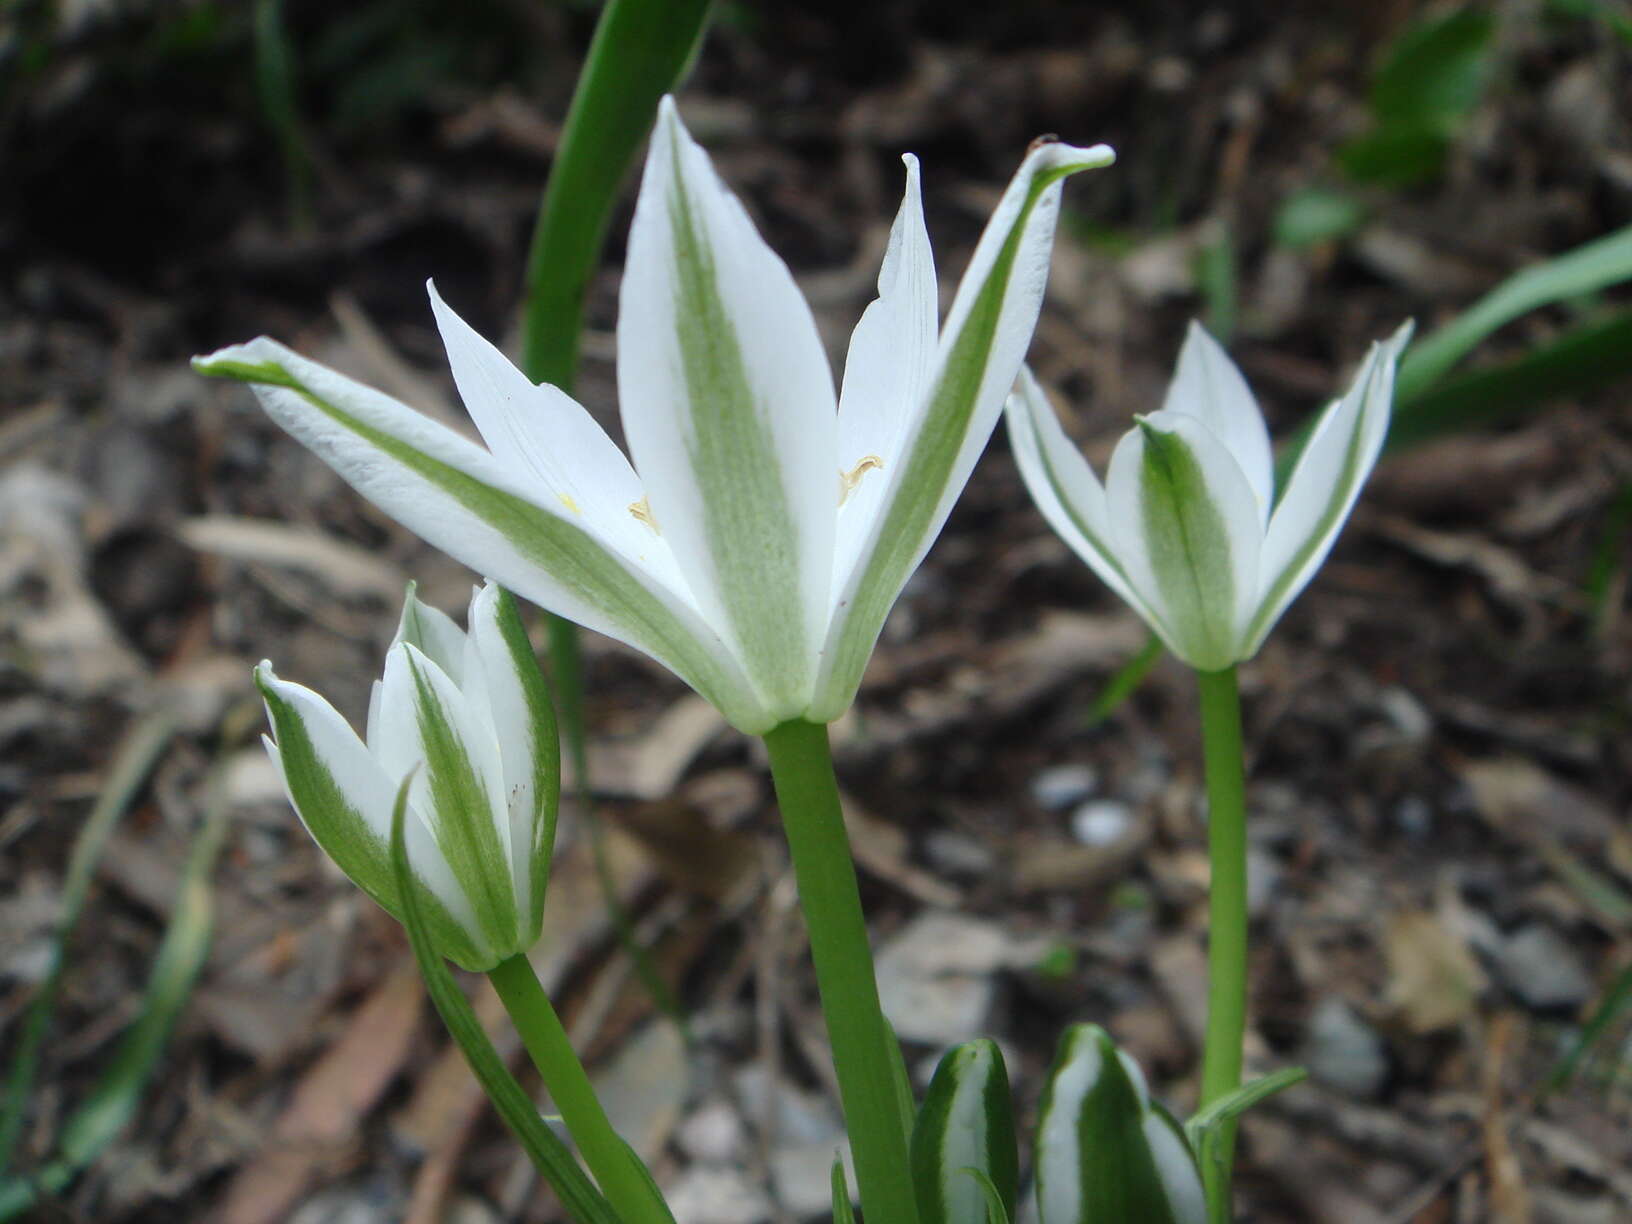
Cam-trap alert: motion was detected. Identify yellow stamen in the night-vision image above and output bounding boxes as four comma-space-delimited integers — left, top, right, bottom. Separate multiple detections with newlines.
629, 496, 660, 533
558, 492, 581, 515
838, 455, 884, 505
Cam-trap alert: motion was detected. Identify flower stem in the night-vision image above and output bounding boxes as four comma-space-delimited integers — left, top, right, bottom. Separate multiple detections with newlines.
762, 720, 919, 1224
1196, 666, 1249, 1223
488, 954, 673, 1224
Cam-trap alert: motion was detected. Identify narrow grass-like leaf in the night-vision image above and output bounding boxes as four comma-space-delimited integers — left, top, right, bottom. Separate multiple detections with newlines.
521, 0, 711, 389
1396, 222, 1632, 400
518, 0, 711, 1037
389, 777, 617, 1224
1184, 1066, 1307, 1154
0, 750, 226, 1218
0, 709, 174, 1177
831, 1154, 858, 1224
957, 1166, 1013, 1224
1389, 310, 1632, 450
1082, 632, 1163, 728
1542, 960, 1632, 1099
253, 0, 312, 229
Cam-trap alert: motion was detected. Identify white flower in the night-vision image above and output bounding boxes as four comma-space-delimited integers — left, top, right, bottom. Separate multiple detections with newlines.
1035, 1024, 1205, 1224
197, 98, 1113, 732
257, 582, 557, 971
1007, 321, 1412, 671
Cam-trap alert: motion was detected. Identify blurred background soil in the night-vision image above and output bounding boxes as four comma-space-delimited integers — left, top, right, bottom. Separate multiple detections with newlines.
2, 1, 1631, 1221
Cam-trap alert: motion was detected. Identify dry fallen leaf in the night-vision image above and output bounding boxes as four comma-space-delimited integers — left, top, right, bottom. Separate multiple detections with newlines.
1384, 910, 1486, 1035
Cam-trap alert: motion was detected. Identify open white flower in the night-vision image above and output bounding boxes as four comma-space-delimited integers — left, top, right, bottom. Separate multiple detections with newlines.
1007, 321, 1412, 672
197, 98, 1113, 733
257, 582, 557, 971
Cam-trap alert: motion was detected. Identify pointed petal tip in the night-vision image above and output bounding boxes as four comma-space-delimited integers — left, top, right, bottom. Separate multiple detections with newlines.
192, 338, 281, 375
1026, 137, 1116, 173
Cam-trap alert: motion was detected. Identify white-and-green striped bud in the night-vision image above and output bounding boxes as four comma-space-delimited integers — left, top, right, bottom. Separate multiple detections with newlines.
257, 581, 558, 971
911, 1039, 1019, 1224
1035, 1024, 1205, 1224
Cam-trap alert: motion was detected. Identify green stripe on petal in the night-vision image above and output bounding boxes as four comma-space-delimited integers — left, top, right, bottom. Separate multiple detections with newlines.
485, 583, 559, 945
811, 142, 1113, 721
911, 1040, 1018, 1224
402, 646, 519, 957
1105, 411, 1261, 672
256, 668, 487, 969
663, 150, 811, 711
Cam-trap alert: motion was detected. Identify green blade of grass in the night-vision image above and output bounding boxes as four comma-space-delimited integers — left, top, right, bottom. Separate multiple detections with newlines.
1396, 222, 1632, 401
1542, 960, 1632, 1099
1081, 632, 1163, 729
0, 710, 176, 1178
0, 746, 227, 1219
388, 778, 619, 1224
521, 0, 712, 389
519, 0, 713, 1041
1387, 310, 1632, 451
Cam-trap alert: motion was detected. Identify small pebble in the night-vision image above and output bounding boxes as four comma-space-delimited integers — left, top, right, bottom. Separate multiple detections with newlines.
1494, 924, 1592, 1011
1305, 997, 1389, 1099
1070, 798, 1132, 846
1031, 763, 1099, 811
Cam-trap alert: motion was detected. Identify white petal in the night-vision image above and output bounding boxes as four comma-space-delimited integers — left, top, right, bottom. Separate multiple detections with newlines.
426, 283, 691, 593
376, 644, 506, 853
618, 97, 836, 717
1144, 1110, 1208, 1224
1163, 321, 1273, 526
378, 642, 517, 944
1005, 368, 1171, 633
466, 581, 550, 918
1106, 412, 1262, 670
256, 663, 474, 935
196, 338, 769, 731
391, 581, 468, 679
1245, 321, 1412, 657
810, 137, 1116, 721
832, 154, 938, 592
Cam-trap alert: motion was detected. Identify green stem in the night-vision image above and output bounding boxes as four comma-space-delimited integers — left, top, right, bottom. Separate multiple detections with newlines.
488, 954, 672, 1224
1196, 666, 1248, 1223
761, 720, 920, 1224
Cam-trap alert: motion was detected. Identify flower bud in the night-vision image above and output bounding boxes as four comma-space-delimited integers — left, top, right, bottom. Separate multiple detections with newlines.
1035, 1024, 1205, 1224
257, 581, 558, 970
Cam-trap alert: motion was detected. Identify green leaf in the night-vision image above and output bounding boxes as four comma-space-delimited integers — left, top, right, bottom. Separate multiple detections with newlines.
1369, 8, 1497, 128
1272, 188, 1367, 249
389, 777, 618, 1224
911, 1040, 1018, 1224
521, 0, 712, 390
958, 1166, 1013, 1224
1337, 123, 1451, 188
1542, 959, 1632, 1098
519, 0, 712, 1039
1391, 309, 1632, 450
1184, 1066, 1308, 1154
1396, 222, 1632, 401
831, 1154, 859, 1224
0, 710, 175, 1178
0, 751, 227, 1218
